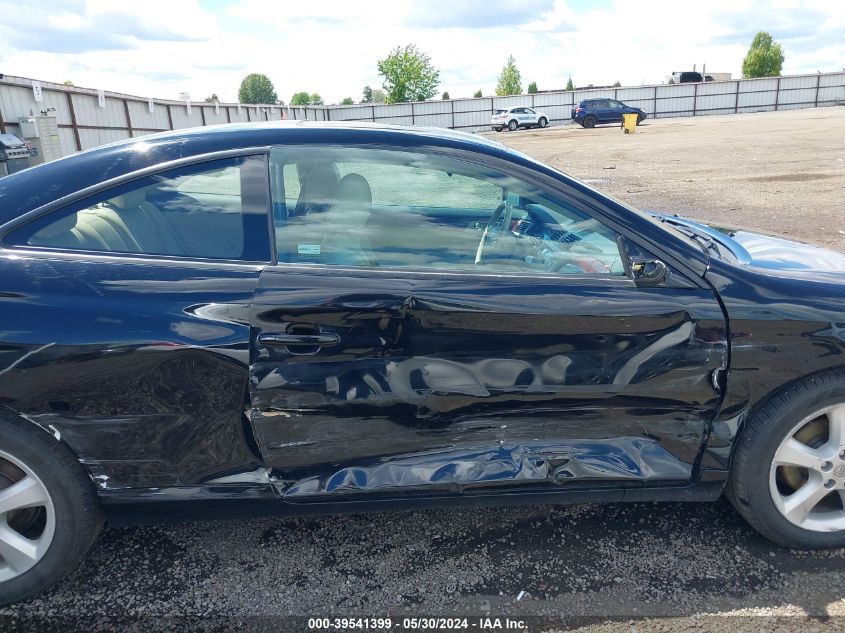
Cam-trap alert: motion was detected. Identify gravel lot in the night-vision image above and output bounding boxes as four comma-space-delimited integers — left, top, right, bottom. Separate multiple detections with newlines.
3, 107, 845, 632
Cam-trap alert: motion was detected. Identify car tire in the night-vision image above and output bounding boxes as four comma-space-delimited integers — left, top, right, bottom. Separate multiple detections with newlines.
538, 117, 548, 128
582, 116, 596, 128
0, 415, 102, 606
729, 370, 845, 549
494, 127, 502, 132
507, 120, 518, 132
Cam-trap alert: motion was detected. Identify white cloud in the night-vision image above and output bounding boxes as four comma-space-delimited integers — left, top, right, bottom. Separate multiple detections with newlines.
0, 0, 841, 104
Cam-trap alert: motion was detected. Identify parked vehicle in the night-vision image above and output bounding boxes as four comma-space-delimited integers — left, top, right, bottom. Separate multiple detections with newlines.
1, 122, 845, 604
571, 99, 647, 128
491, 106, 549, 131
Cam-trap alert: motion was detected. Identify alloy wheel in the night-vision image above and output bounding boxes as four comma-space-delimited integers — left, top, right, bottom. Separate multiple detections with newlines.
770, 403, 845, 532
0, 449, 56, 582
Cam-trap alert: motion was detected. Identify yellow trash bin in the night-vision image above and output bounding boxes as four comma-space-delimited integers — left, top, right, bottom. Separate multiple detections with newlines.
622, 113, 638, 134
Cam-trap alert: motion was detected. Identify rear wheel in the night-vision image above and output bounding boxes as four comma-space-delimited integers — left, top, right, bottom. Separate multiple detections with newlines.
729, 371, 845, 548
507, 119, 518, 132
582, 115, 596, 128
0, 417, 101, 605
538, 117, 548, 128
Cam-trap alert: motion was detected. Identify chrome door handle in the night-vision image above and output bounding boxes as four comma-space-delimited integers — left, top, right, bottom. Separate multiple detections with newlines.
258, 332, 340, 348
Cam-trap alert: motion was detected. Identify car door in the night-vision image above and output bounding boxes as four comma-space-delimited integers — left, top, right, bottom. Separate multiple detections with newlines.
607, 100, 626, 123
250, 143, 727, 502
590, 100, 610, 122
0, 153, 273, 490
522, 108, 539, 125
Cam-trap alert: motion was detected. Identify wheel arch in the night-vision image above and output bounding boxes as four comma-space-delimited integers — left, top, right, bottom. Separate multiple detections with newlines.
724, 365, 845, 470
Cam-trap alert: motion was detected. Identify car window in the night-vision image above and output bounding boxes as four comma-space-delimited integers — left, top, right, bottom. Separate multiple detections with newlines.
5, 155, 271, 262
270, 146, 625, 277
609, 101, 624, 109
524, 108, 535, 114
594, 100, 609, 108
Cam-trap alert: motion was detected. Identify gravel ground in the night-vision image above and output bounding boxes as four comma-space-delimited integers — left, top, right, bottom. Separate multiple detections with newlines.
3, 106, 845, 632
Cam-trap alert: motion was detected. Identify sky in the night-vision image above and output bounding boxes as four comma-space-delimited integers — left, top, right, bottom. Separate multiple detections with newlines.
0, 0, 842, 104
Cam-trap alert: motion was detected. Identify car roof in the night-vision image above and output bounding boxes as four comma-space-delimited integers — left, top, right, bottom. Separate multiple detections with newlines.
0, 121, 510, 225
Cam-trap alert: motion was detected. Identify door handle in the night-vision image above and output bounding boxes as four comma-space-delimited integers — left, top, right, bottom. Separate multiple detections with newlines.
258, 332, 341, 348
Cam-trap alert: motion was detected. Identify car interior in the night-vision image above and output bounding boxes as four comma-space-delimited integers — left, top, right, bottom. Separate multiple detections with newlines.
272, 158, 625, 276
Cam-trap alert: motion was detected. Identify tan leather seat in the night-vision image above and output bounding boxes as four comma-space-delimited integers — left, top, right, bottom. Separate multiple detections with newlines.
29, 190, 187, 257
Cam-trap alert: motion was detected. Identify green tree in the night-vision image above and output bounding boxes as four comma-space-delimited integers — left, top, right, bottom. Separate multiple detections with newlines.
612, 80, 621, 87
310, 93, 324, 106
290, 92, 311, 106
441, 91, 450, 100
742, 31, 784, 78
238, 73, 277, 104
565, 76, 574, 91
371, 88, 386, 103
473, 89, 483, 98
527, 81, 538, 94
204, 93, 219, 102
496, 56, 522, 96
340, 97, 355, 105
377, 44, 440, 103
62, 79, 74, 87
362, 86, 374, 103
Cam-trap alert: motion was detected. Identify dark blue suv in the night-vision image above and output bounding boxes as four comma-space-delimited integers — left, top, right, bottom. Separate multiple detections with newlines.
571, 98, 646, 128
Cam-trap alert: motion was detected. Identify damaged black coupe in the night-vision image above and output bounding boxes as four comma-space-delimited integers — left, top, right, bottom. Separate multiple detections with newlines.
1, 122, 844, 604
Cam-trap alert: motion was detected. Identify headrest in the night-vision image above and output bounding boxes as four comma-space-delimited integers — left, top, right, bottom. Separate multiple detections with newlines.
32, 212, 77, 240
303, 163, 340, 201
109, 189, 146, 209
335, 173, 372, 204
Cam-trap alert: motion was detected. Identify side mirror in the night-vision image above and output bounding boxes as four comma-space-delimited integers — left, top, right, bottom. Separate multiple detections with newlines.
631, 258, 668, 285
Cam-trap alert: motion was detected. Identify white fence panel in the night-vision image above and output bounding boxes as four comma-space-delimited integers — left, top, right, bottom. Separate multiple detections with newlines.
126, 99, 169, 130
818, 85, 845, 104
616, 87, 654, 101
741, 77, 780, 92
778, 87, 819, 105
780, 75, 818, 90
739, 90, 778, 107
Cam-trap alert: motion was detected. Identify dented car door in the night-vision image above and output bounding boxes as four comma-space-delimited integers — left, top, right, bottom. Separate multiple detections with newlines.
248, 144, 728, 502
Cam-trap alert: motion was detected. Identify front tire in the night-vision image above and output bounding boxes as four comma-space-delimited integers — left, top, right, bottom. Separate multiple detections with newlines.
538, 117, 548, 128
507, 119, 518, 132
0, 416, 101, 605
729, 370, 845, 549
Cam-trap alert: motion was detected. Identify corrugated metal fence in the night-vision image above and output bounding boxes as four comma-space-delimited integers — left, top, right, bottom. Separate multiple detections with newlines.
1, 71, 843, 159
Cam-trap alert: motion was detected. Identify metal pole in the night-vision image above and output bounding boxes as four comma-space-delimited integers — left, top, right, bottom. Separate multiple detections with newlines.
66, 92, 82, 150
734, 81, 740, 114
166, 104, 174, 130
814, 73, 821, 107
693, 82, 698, 116
122, 99, 134, 136
774, 77, 781, 111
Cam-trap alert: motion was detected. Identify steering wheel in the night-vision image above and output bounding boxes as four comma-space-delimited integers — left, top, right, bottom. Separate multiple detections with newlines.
474, 200, 513, 264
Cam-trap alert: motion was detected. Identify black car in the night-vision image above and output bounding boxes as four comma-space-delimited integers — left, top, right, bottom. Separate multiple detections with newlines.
1, 122, 844, 604
571, 99, 647, 128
